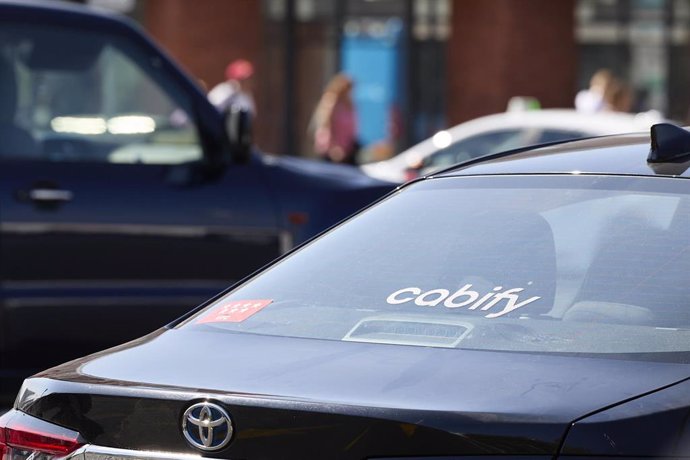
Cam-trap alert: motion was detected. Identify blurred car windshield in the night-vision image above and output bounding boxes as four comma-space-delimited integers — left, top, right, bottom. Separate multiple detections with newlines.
181, 175, 690, 362
421, 128, 587, 173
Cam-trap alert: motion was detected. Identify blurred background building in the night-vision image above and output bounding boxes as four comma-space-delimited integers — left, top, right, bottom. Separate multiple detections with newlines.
84, 0, 690, 159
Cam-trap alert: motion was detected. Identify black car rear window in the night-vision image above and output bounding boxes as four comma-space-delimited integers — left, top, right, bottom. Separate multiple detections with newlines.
181, 175, 690, 360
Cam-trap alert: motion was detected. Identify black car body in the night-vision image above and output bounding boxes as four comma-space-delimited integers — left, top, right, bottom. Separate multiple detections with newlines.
2, 125, 690, 458
0, 0, 393, 394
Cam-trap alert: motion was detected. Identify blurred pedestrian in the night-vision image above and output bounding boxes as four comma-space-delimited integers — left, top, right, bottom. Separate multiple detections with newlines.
208, 59, 256, 116
575, 69, 614, 113
603, 80, 634, 113
312, 73, 359, 164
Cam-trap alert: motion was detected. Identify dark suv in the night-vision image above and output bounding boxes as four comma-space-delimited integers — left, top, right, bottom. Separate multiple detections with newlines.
0, 1, 393, 396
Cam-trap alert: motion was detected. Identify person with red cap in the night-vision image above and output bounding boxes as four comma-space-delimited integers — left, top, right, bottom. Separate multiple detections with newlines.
208, 59, 257, 116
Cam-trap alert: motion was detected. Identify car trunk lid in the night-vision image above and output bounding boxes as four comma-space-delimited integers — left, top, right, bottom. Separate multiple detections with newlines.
18, 329, 690, 457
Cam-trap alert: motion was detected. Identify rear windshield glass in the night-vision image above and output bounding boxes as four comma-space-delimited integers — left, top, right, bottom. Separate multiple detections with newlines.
180, 175, 690, 361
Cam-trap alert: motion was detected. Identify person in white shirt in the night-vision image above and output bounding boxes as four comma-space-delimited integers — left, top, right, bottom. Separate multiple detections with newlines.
575, 69, 613, 113
208, 59, 257, 117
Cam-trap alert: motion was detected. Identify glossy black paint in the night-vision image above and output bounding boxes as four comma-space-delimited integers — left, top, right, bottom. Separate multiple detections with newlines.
562, 379, 690, 456
648, 123, 690, 163
15, 327, 690, 458
0, 0, 393, 396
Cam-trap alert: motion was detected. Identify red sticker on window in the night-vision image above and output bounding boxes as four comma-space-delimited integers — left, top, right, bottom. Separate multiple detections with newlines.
196, 299, 273, 324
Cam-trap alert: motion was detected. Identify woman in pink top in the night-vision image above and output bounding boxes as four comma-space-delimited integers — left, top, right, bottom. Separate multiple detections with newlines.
313, 74, 359, 164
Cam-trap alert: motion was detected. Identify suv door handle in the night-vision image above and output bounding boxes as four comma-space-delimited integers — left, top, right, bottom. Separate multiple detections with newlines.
24, 188, 74, 203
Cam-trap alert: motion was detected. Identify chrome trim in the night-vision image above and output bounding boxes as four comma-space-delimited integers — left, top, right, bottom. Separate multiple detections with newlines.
28, 189, 74, 202
278, 230, 294, 254
0, 222, 278, 241
181, 402, 233, 451
64, 445, 206, 460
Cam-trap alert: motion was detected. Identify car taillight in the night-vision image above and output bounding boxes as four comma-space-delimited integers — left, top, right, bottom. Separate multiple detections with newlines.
0, 410, 83, 460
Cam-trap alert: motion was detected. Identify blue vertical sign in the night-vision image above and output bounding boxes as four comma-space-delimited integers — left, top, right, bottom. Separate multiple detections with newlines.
341, 19, 403, 148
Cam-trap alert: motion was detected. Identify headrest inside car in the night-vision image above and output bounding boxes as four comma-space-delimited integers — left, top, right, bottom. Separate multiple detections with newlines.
18, 28, 104, 71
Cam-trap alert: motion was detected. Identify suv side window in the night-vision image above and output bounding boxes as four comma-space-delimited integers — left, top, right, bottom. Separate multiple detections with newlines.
2, 23, 202, 164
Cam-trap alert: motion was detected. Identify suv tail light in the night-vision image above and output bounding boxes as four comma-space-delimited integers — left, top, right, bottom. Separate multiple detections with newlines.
0, 410, 83, 460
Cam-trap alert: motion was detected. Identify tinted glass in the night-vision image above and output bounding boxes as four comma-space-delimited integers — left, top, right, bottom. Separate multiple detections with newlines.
423, 129, 522, 171
423, 129, 590, 176
182, 175, 690, 361
0, 23, 201, 164
538, 129, 587, 143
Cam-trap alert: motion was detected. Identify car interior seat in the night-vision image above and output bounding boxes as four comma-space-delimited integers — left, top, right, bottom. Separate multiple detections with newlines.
443, 210, 557, 318
567, 210, 690, 327
0, 55, 40, 158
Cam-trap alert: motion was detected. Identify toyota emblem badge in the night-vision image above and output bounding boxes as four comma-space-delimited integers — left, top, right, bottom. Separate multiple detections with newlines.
181, 402, 233, 451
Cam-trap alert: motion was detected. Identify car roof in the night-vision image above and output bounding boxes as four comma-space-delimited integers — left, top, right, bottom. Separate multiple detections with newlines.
411, 109, 662, 161
435, 130, 690, 179
446, 109, 660, 133
362, 109, 663, 179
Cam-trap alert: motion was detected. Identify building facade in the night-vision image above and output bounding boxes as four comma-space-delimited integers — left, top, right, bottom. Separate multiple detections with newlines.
90, 0, 690, 159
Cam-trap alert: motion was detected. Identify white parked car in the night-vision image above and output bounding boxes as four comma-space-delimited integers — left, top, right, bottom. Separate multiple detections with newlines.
361, 109, 664, 183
